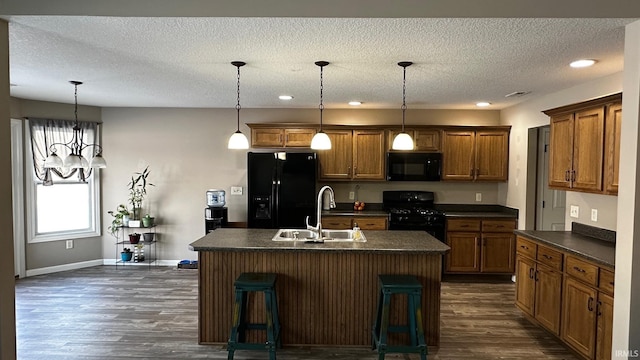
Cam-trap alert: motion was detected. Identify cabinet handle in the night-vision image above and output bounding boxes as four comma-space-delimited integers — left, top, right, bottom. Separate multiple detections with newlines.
529, 267, 535, 279
476, 168, 480, 177
470, 168, 474, 176
285, 134, 289, 143
279, 134, 283, 143
597, 300, 603, 316
571, 170, 576, 182
534, 270, 539, 281
542, 254, 553, 260
520, 245, 529, 250
609, 281, 615, 287
588, 297, 594, 312
573, 266, 586, 273
565, 170, 570, 182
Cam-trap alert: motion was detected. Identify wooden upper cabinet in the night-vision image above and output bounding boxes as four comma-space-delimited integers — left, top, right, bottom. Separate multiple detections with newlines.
544, 93, 622, 195
441, 131, 475, 180
387, 129, 440, 151
251, 128, 285, 147
475, 130, 509, 181
251, 127, 316, 148
549, 113, 575, 189
604, 103, 622, 194
572, 107, 605, 192
352, 130, 385, 180
441, 128, 510, 182
317, 130, 353, 180
318, 129, 385, 181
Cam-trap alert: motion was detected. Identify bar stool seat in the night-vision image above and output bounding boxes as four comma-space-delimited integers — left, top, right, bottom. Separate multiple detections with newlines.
227, 272, 281, 360
372, 274, 427, 360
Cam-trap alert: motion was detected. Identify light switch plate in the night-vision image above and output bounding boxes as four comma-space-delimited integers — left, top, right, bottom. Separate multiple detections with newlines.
475, 193, 482, 202
591, 209, 598, 222
66, 240, 73, 249
349, 191, 355, 200
230, 186, 243, 195
570, 205, 579, 218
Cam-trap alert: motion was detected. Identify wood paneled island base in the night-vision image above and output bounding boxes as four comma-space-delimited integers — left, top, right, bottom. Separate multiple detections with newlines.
190, 229, 449, 347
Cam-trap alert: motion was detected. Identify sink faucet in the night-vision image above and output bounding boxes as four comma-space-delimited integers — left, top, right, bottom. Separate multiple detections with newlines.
306, 185, 336, 239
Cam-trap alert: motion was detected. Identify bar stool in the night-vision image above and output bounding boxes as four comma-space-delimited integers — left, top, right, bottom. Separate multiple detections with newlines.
372, 274, 427, 360
227, 272, 281, 360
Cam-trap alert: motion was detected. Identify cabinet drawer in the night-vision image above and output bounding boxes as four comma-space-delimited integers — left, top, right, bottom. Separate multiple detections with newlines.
322, 217, 352, 230
481, 220, 516, 232
447, 219, 481, 232
599, 269, 615, 295
536, 244, 563, 270
516, 236, 537, 259
353, 217, 387, 230
565, 256, 599, 287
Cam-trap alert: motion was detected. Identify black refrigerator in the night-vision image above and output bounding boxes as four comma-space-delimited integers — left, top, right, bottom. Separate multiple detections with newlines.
247, 152, 317, 229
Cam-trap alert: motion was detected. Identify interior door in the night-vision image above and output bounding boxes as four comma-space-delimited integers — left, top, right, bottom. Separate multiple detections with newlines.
537, 127, 566, 231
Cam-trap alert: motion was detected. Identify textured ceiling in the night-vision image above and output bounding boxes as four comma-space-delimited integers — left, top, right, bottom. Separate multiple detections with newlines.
6, 16, 637, 109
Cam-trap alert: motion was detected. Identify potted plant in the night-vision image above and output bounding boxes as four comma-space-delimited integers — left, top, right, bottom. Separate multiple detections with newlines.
128, 166, 154, 221
107, 204, 130, 238
142, 213, 155, 228
120, 248, 133, 262
129, 232, 141, 244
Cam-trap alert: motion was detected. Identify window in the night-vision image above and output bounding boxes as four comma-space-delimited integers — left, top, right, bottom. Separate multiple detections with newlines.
26, 119, 101, 243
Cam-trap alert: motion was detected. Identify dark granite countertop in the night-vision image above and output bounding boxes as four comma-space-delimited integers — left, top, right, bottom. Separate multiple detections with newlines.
189, 228, 450, 254
443, 211, 517, 218
514, 230, 615, 268
437, 204, 518, 219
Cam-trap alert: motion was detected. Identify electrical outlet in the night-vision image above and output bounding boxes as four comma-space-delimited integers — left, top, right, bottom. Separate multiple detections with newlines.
570, 205, 579, 218
349, 191, 355, 200
65, 240, 73, 249
475, 193, 482, 202
591, 209, 598, 222
230, 186, 243, 195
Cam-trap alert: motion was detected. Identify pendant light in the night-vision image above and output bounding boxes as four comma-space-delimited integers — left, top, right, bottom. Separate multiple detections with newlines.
44, 81, 107, 170
227, 61, 250, 149
392, 61, 415, 150
310, 61, 332, 150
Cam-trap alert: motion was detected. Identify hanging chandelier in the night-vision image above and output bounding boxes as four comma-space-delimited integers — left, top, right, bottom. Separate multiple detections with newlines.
392, 61, 415, 150
227, 61, 250, 149
310, 61, 332, 150
44, 81, 107, 170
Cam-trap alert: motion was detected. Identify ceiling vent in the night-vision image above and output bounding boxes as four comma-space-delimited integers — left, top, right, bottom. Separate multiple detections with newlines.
505, 91, 531, 98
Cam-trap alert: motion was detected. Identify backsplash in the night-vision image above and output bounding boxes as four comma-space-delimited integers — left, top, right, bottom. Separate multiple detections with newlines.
572, 222, 616, 244
320, 181, 500, 204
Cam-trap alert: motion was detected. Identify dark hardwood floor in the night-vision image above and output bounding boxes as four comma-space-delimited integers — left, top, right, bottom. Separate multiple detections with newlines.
15, 267, 578, 360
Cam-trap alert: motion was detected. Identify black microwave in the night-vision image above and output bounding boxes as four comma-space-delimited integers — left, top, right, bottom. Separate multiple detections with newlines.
386, 152, 442, 181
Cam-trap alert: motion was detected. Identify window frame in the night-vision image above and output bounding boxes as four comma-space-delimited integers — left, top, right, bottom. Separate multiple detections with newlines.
25, 120, 102, 243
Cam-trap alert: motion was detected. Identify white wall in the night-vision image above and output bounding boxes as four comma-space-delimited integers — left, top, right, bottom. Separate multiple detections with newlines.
499, 72, 623, 230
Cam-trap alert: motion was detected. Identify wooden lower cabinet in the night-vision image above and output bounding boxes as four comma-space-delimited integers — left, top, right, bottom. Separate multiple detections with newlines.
445, 218, 515, 274
595, 293, 614, 360
515, 251, 562, 335
516, 235, 614, 360
562, 277, 598, 358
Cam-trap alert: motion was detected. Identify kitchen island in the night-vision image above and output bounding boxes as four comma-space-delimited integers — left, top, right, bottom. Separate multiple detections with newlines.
189, 228, 449, 347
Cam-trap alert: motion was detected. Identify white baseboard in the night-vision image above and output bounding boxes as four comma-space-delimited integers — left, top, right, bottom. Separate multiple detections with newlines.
102, 259, 181, 267
26, 259, 104, 277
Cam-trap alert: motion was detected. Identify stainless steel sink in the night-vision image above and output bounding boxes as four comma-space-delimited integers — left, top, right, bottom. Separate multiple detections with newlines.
272, 229, 366, 242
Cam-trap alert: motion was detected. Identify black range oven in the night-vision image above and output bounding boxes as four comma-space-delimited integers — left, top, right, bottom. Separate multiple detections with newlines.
383, 190, 445, 242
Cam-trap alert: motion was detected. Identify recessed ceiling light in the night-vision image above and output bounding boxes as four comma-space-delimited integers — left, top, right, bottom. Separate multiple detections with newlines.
279, 95, 293, 100
476, 102, 491, 107
570, 59, 596, 68
348, 101, 362, 106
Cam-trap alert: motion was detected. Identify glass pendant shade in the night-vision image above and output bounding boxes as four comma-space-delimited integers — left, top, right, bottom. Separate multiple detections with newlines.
311, 131, 332, 150
63, 154, 87, 168
392, 132, 414, 150
44, 153, 63, 168
90, 153, 107, 168
228, 130, 249, 149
